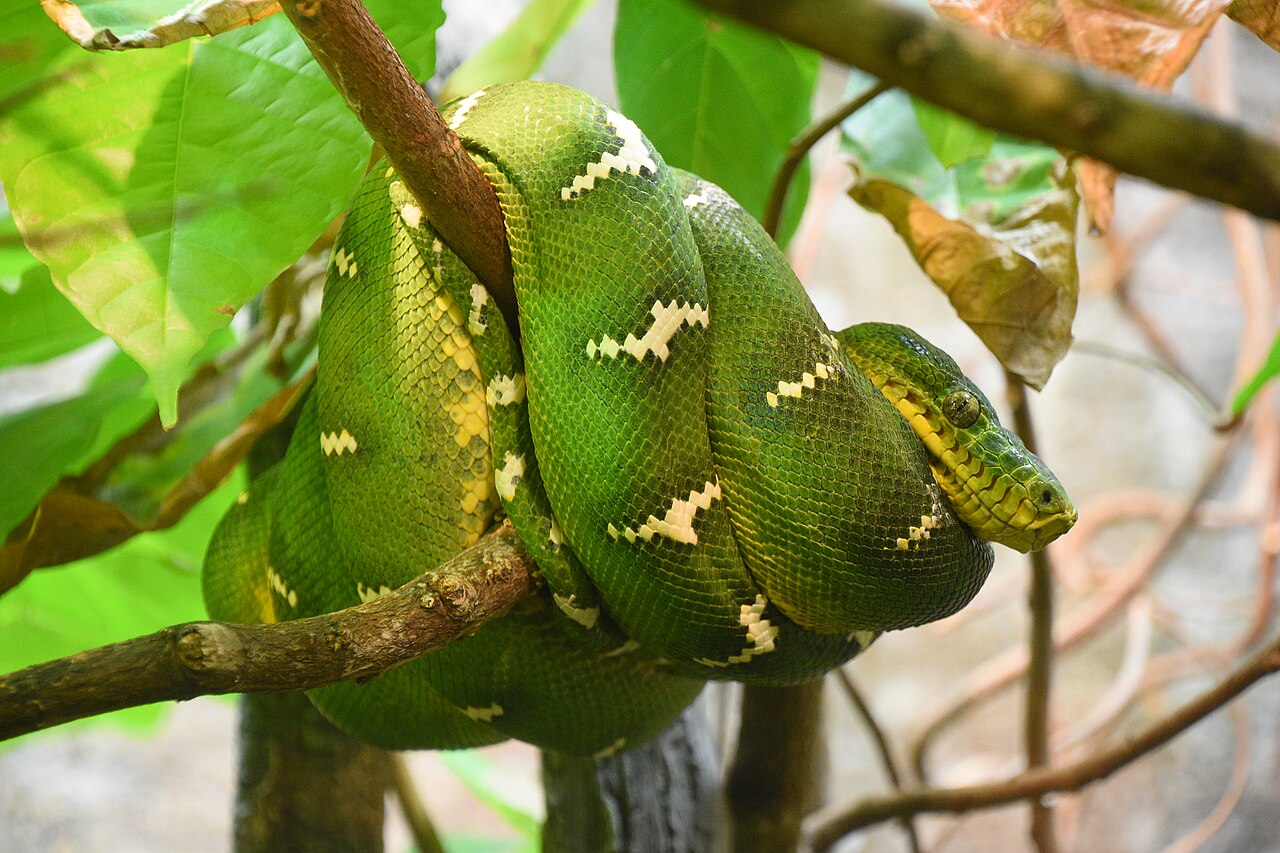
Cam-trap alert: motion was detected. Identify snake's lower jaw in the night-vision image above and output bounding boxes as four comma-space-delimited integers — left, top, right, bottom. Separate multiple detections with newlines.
1021, 508, 1078, 553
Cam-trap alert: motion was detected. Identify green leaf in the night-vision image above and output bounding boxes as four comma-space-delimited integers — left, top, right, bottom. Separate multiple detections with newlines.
0, 198, 41, 293
840, 78, 955, 211
0, 355, 151, 538
0, 1, 82, 107
0, 265, 102, 369
0, 473, 240, 744
614, 0, 819, 247
101, 346, 287, 522
440, 0, 595, 101
1233, 331, 1280, 415
953, 139, 1062, 223
910, 96, 996, 168
0, 3, 441, 426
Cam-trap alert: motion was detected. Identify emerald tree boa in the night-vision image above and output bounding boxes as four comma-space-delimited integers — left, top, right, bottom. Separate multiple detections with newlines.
204, 82, 1075, 757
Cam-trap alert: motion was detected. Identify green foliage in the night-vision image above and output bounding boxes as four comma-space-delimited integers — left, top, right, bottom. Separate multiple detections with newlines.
842, 75, 1060, 222
614, 0, 818, 246
910, 97, 996, 169
0, 353, 151, 538
0, 265, 101, 370
0, 1, 441, 425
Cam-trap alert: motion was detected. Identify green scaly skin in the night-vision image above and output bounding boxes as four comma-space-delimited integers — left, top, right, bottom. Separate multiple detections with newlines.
203, 82, 1074, 757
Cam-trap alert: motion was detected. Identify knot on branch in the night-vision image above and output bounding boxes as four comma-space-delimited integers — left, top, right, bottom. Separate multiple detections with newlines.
434, 575, 476, 620
173, 623, 243, 687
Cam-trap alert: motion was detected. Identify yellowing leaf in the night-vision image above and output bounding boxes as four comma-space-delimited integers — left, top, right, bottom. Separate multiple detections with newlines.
849, 175, 1079, 388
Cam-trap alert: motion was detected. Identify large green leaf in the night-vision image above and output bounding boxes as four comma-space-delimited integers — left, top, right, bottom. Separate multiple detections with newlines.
0, 264, 102, 370
0, 473, 239, 743
910, 96, 996, 169
0, 3, 440, 426
613, 0, 818, 247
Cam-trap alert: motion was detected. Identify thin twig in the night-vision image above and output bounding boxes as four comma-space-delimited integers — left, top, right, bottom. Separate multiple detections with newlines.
1068, 341, 1230, 428
833, 669, 923, 853
762, 82, 891, 239
1005, 375, 1059, 853
391, 755, 447, 853
910, 437, 1234, 782
805, 630, 1280, 851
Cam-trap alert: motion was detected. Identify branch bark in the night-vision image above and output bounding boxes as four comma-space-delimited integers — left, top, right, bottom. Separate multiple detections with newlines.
278, 0, 518, 332
0, 522, 538, 742
805, 630, 1280, 852
695, 0, 1280, 223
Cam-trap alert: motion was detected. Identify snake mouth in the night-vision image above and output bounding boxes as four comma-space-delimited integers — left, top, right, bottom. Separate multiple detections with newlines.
1025, 506, 1078, 551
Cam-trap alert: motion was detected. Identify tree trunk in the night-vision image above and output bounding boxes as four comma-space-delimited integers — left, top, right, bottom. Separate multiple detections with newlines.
727, 679, 828, 852
234, 692, 392, 852
542, 693, 721, 852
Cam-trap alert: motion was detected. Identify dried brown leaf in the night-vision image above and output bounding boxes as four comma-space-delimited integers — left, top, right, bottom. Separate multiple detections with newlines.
850, 176, 1079, 388
1228, 0, 1280, 50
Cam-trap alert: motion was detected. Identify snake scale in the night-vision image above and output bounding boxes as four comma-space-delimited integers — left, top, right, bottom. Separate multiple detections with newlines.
203, 82, 1076, 757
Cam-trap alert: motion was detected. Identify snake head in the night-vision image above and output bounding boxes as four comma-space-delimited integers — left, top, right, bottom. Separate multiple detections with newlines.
836, 323, 1077, 553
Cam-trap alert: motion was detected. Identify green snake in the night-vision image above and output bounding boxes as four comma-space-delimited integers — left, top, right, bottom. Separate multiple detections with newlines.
203, 82, 1076, 757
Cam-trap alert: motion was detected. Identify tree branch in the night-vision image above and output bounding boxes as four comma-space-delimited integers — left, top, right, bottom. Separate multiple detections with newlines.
278, 0, 518, 332
0, 522, 537, 742
695, 0, 1280, 223
805, 630, 1280, 852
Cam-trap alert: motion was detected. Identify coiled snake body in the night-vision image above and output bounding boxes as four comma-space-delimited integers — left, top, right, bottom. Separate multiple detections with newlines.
203, 83, 1076, 757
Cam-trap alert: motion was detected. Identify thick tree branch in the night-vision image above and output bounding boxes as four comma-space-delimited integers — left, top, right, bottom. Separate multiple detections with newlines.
696, 0, 1280, 223
805, 630, 1280, 852
278, 0, 518, 332
0, 523, 537, 742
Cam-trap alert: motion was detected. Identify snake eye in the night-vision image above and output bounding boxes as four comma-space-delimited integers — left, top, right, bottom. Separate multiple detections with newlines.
941, 390, 981, 428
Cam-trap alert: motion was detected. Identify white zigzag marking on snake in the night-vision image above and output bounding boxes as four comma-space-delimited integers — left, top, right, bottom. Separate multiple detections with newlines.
766, 336, 844, 408
463, 703, 504, 722
331, 247, 358, 279
560, 110, 656, 201
682, 188, 712, 209
321, 429, 358, 456
695, 594, 779, 667
468, 283, 489, 335
495, 452, 526, 501
554, 593, 600, 629
356, 582, 392, 603
607, 478, 721, 545
486, 373, 526, 407
846, 629, 878, 647
766, 360, 835, 409
267, 567, 298, 608
448, 89, 486, 130
593, 738, 628, 759
587, 300, 708, 363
